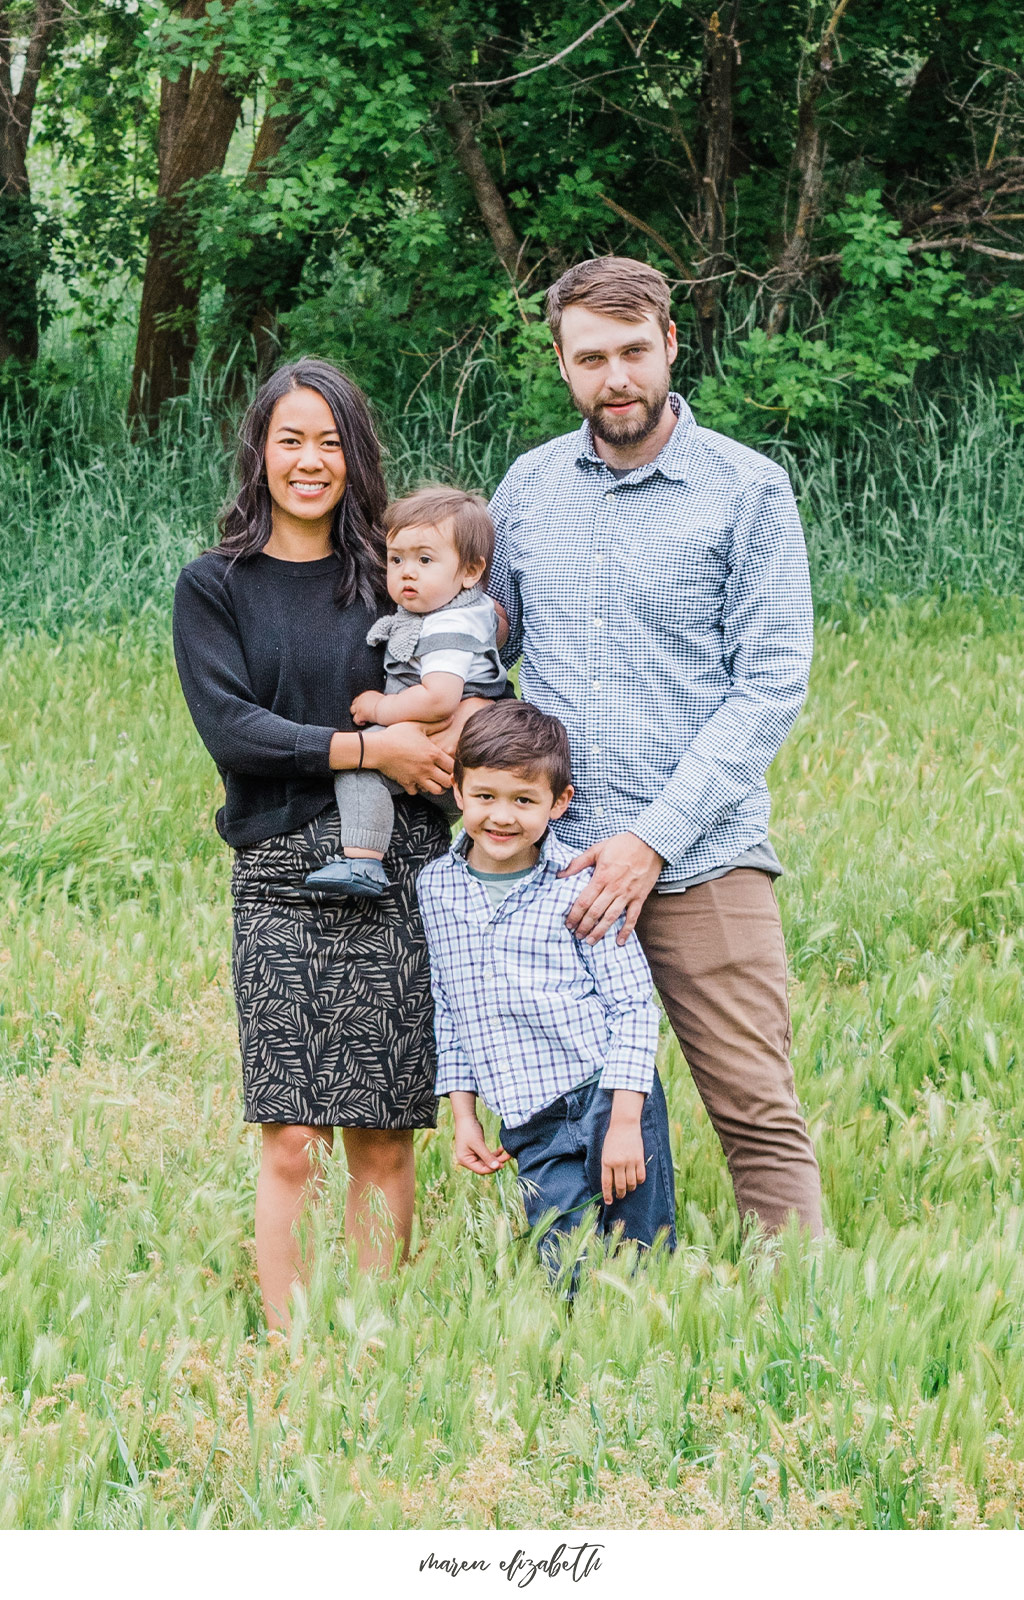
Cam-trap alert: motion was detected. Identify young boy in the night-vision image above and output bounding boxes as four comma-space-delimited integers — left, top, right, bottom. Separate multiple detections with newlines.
416, 698, 677, 1276
306, 486, 507, 899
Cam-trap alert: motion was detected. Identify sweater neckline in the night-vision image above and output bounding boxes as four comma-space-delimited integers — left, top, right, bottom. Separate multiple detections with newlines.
254, 551, 339, 577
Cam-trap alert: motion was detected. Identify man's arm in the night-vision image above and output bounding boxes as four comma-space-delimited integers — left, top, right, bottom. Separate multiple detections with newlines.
487, 471, 524, 667
565, 468, 813, 943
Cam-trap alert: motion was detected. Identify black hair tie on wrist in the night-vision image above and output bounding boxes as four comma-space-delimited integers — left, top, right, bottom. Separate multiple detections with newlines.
357, 731, 365, 772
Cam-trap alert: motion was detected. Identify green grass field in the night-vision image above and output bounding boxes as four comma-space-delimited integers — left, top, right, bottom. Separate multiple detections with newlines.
1, 597, 1022, 1529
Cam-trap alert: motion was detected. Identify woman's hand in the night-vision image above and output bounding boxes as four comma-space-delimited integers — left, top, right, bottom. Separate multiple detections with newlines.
364, 722, 454, 795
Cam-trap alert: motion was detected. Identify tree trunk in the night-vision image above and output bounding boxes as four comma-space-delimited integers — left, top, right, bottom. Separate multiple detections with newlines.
691, 4, 741, 366
439, 91, 523, 281
765, 0, 852, 337
216, 96, 302, 387
128, 0, 243, 427
0, 0, 62, 363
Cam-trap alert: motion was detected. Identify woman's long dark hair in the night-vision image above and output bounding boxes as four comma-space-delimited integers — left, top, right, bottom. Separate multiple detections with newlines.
217, 358, 388, 609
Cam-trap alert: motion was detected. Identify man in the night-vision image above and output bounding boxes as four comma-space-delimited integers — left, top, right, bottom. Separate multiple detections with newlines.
488, 255, 822, 1235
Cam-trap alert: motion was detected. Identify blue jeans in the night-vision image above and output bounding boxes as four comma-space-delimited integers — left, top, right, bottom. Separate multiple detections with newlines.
499, 1070, 677, 1277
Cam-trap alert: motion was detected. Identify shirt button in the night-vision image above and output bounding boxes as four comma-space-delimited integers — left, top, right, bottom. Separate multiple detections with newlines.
595, 807, 605, 817
604, 490, 614, 498
591, 745, 600, 754
593, 617, 603, 628
593, 681, 601, 691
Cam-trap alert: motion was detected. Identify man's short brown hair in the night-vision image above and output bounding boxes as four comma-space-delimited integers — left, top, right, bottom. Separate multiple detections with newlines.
385, 485, 494, 585
454, 700, 572, 798
545, 256, 672, 345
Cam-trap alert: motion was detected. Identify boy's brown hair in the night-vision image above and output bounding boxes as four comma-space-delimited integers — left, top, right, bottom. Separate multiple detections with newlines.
454, 700, 572, 799
385, 485, 494, 586
545, 256, 672, 346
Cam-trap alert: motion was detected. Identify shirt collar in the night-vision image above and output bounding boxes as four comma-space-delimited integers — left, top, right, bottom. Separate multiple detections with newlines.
574, 391, 694, 483
449, 826, 569, 876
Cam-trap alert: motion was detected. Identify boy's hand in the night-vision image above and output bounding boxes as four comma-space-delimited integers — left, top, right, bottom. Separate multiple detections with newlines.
454, 1116, 511, 1176
351, 690, 385, 726
601, 1091, 647, 1203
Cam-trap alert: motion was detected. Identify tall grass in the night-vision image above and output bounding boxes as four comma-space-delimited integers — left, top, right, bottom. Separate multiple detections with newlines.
788, 379, 1024, 605
1, 346, 1021, 635
1, 601, 1023, 1527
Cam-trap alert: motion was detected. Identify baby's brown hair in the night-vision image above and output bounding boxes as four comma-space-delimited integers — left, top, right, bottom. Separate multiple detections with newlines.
385, 486, 494, 586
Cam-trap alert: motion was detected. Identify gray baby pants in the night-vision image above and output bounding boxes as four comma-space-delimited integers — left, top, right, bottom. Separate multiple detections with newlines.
333, 729, 458, 853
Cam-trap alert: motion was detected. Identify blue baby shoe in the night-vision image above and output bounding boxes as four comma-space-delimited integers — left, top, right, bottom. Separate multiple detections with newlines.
304, 858, 392, 899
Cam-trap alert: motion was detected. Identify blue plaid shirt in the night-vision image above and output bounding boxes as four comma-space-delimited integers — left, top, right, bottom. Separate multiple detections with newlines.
488, 395, 813, 887
417, 830, 659, 1127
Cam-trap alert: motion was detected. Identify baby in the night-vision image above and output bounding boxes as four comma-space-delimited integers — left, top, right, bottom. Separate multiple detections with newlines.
305, 485, 507, 900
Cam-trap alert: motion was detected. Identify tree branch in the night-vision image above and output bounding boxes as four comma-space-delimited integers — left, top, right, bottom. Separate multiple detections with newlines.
452, 1, 635, 91
598, 193, 689, 273
907, 235, 1024, 263
764, 0, 854, 336
13, 0, 62, 155
0, 5, 14, 105
692, 2, 741, 363
439, 92, 524, 281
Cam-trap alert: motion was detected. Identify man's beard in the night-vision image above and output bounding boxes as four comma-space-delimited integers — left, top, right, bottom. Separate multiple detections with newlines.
571, 374, 671, 448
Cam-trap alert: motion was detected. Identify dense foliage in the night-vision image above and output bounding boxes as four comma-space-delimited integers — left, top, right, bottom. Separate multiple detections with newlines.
2, 0, 1022, 439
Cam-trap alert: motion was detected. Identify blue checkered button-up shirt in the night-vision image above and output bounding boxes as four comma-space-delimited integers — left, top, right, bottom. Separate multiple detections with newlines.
488, 395, 813, 887
417, 830, 659, 1127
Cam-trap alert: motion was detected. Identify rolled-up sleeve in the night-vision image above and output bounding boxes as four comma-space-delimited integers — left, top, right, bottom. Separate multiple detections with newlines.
630, 469, 813, 864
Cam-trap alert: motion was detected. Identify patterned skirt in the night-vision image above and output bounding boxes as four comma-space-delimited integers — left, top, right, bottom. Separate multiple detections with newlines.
230, 798, 450, 1128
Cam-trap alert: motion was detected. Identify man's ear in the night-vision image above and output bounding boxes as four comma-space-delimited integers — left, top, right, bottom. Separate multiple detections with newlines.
666, 320, 678, 366
549, 783, 574, 821
554, 342, 569, 384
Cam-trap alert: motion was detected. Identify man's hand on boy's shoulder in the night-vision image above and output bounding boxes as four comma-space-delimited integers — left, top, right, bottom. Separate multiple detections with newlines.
560, 833, 664, 945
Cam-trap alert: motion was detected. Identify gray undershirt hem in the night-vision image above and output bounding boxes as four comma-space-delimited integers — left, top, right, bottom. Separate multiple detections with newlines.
656, 838, 783, 894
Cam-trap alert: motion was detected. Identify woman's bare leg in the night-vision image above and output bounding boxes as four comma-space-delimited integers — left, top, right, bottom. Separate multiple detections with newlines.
341, 1127, 415, 1272
255, 1122, 333, 1330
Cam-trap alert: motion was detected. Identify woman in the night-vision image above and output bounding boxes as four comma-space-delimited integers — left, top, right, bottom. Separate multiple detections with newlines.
173, 359, 457, 1329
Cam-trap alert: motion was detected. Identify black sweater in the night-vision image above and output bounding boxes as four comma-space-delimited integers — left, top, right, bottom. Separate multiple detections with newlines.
173, 549, 385, 847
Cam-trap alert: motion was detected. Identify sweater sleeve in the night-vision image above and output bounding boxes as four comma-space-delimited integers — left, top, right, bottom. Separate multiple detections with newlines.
172, 562, 337, 778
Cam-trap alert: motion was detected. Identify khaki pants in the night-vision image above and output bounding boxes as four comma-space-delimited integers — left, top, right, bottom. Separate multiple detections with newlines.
636, 869, 823, 1235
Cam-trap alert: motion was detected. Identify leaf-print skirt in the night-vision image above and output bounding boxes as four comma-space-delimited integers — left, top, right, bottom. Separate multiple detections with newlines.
230, 798, 449, 1127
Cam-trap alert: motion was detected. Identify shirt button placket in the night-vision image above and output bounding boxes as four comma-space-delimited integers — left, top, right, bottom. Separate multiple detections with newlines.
587, 483, 615, 803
